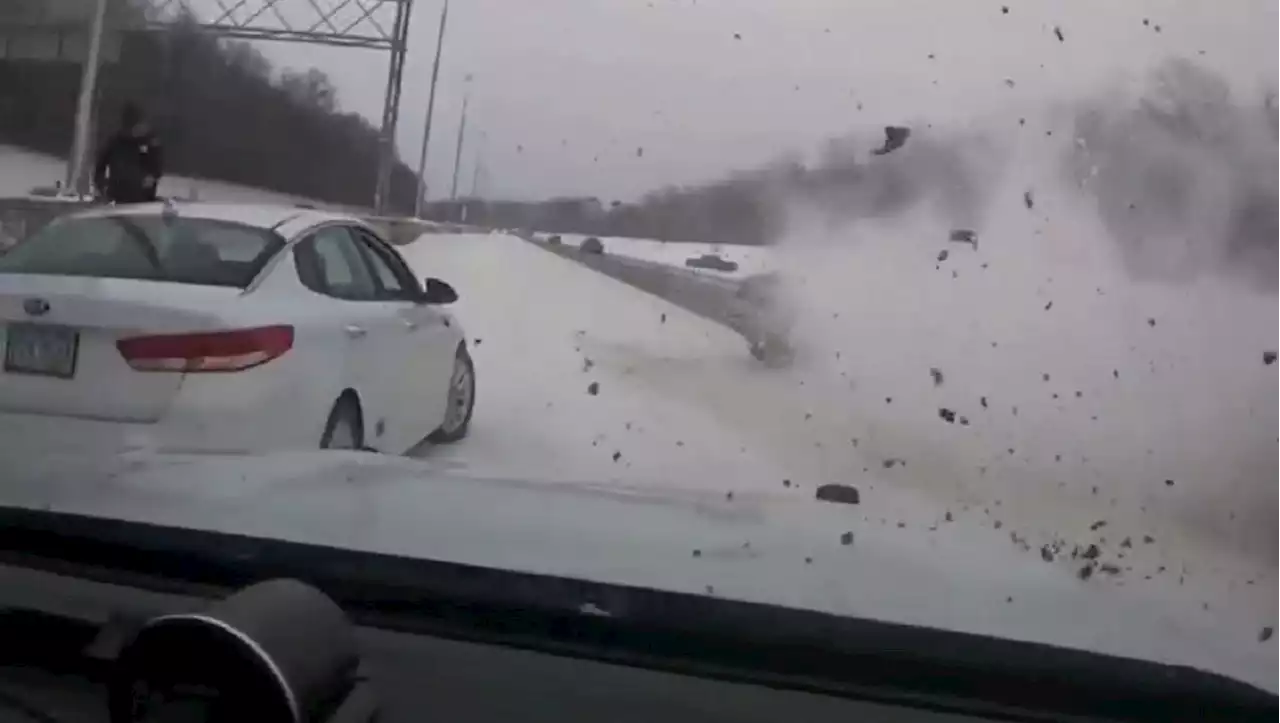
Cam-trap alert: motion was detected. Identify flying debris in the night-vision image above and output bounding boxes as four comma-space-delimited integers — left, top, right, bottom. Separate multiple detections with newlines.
871, 126, 911, 156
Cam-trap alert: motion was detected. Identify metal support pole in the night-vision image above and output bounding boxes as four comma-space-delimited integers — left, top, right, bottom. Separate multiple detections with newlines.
373, 0, 414, 215
66, 0, 110, 196
469, 131, 485, 197
413, 0, 449, 219
449, 90, 469, 201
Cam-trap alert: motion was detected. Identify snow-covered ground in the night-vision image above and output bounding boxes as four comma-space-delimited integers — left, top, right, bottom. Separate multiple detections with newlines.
1, 144, 326, 207
393, 224, 1275, 683
2, 114, 1275, 684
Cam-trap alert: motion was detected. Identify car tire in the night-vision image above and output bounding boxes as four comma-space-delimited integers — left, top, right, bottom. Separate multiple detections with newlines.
320, 395, 365, 450
428, 346, 476, 444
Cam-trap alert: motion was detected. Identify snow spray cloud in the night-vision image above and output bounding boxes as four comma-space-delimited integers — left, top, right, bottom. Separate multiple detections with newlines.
1067, 58, 1279, 291
763, 125, 1007, 238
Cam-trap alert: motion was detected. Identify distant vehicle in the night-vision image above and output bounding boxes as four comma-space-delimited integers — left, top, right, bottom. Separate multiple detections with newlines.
0, 202, 476, 453
580, 237, 604, 254
685, 253, 739, 272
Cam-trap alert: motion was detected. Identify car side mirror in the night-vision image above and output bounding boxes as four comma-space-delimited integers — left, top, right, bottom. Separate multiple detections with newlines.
420, 277, 458, 305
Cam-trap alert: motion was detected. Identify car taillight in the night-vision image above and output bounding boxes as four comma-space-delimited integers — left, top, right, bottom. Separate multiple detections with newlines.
116, 325, 294, 373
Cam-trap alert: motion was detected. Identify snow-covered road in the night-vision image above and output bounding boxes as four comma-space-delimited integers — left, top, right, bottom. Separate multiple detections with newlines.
392, 227, 1275, 682
2, 142, 1275, 686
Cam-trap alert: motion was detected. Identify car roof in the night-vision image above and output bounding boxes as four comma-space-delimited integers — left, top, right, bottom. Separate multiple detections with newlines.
68, 201, 365, 232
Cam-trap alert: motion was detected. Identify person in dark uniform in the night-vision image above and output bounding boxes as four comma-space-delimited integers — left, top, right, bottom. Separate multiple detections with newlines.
93, 103, 164, 204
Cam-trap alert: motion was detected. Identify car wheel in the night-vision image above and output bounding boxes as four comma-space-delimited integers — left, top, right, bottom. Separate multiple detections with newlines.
320, 395, 364, 450
428, 346, 476, 444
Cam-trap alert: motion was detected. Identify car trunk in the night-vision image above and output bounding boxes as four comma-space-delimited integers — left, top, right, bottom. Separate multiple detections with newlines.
0, 275, 241, 422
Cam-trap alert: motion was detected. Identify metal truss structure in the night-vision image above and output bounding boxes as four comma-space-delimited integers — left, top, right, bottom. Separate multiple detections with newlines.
142, 0, 414, 212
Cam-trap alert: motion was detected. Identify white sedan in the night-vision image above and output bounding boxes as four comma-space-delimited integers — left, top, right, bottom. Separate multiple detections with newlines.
0, 201, 475, 454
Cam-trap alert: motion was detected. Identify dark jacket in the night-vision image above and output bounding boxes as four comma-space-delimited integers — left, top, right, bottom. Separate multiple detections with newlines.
93, 130, 164, 204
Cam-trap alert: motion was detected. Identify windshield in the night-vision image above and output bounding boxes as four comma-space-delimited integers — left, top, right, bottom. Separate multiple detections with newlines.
0, 0, 1274, 697
0, 215, 282, 288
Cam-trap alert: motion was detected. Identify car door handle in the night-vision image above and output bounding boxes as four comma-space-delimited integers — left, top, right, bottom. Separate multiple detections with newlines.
344, 325, 367, 339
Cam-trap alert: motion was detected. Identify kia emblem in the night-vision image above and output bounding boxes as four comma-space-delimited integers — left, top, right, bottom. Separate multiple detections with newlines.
23, 298, 50, 316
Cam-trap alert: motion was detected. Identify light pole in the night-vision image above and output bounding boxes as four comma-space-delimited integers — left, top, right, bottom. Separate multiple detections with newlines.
413, 0, 450, 219
469, 130, 487, 198
66, 0, 110, 196
449, 79, 471, 202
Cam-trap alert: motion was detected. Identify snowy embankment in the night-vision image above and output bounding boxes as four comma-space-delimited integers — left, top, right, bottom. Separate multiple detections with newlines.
0, 144, 336, 208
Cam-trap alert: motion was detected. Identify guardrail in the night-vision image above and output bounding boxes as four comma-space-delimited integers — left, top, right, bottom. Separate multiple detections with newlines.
530, 240, 759, 340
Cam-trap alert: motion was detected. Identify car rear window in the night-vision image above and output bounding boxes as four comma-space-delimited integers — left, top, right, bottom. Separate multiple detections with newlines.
0, 215, 284, 288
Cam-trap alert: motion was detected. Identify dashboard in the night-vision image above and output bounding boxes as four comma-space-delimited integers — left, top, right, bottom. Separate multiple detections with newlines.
0, 564, 988, 723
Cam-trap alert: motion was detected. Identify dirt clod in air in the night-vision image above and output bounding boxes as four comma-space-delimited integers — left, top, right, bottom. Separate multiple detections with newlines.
1120, 537, 1132, 548
882, 458, 904, 469
782, 479, 792, 488
1078, 565, 1095, 580
583, 358, 595, 372
871, 126, 911, 156
692, 549, 702, 557
1023, 190, 1035, 209
945, 510, 954, 522
930, 367, 945, 386
949, 229, 978, 248
939, 408, 956, 423
473, 338, 483, 346
1264, 351, 1277, 365
1044, 301, 1053, 311
805, 556, 813, 564
815, 484, 860, 505
1053, 26, 1065, 42
1165, 479, 1175, 487
1099, 563, 1122, 576
725, 491, 734, 501
1260, 627, 1274, 642
611, 451, 622, 463
587, 381, 600, 395
1090, 520, 1107, 531
1143, 535, 1155, 544
839, 531, 854, 546
660, 313, 667, 324
1040, 545, 1055, 562
1081, 544, 1101, 560
1147, 318, 1157, 327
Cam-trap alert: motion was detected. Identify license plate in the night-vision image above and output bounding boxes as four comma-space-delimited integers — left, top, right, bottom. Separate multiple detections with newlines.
4, 323, 80, 379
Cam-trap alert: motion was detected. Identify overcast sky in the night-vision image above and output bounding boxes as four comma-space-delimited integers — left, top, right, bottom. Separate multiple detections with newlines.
201, 0, 1275, 201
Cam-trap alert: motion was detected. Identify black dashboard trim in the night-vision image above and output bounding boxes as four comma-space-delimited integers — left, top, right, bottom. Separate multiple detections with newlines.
0, 507, 1272, 723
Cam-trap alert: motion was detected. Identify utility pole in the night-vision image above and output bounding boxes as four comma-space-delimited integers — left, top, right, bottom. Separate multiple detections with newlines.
66, 0, 110, 195
413, 0, 450, 219
449, 87, 470, 201
469, 131, 486, 198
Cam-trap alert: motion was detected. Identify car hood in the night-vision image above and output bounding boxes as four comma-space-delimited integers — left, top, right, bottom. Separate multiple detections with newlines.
0, 448, 1272, 692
